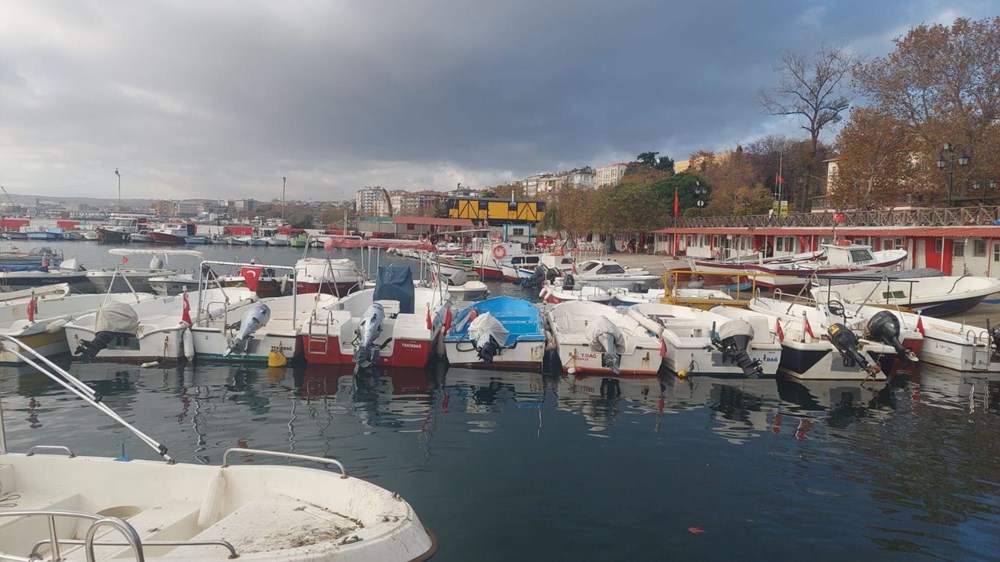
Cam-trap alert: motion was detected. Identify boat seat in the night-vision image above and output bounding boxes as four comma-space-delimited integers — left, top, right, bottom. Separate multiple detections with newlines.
73, 500, 201, 560
162, 499, 362, 558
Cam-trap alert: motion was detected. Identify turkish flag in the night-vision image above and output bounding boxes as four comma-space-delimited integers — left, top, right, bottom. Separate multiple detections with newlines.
181, 292, 192, 326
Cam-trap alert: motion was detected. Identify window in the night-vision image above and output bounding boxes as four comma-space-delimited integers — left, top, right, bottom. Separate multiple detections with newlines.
954, 241, 965, 257
512, 227, 525, 236
406, 223, 414, 230
775, 236, 793, 252
850, 249, 874, 262
935, 239, 943, 253
974, 239, 987, 257
994, 243, 1000, 262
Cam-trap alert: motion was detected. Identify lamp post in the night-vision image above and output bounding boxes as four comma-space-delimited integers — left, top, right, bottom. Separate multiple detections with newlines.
936, 143, 970, 207
114, 168, 121, 212
282, 176, 286, 223
970, 178, 998, 205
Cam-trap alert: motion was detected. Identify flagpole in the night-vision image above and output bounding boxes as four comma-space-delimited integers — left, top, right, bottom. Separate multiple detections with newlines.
777, 149, 783, 215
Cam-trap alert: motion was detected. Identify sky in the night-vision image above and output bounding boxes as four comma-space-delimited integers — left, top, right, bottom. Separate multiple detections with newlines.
0, 1, 994, 203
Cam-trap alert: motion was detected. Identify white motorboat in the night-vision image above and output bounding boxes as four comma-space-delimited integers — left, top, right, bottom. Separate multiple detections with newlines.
299, 265, 451, 369
0, 264, 90, 293
294, 257, 364, 296
811, 275, 1000, 317
444, 296, 547, 370
555, 260, 659, 291
439, 278, 489, 301
539, 282, 614, 304
0, 292, 156, 363
627, 303, 781, 378
0, 338, 437, 562
811, 299, 998, 372
129, 230, 154, 243
546, 300, 663, 375
84, 250, 196, 294
609, 287, 736, 306
718, 296, 902, 380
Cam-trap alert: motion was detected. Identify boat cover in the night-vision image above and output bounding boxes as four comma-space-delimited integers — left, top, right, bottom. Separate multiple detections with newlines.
0, 265, 46, 272
468, 312, 510, 350
372, 264, 415, 314
95, 302, 140, 334
586, 315, 625, 353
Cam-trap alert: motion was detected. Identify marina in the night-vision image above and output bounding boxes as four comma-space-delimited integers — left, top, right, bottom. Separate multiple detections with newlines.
0, 241, 998, 559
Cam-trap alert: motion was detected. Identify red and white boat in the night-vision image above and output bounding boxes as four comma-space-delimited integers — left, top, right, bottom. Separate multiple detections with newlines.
299, 266, 451, 368
692, 243, 907, 290
150, 223, 196, 244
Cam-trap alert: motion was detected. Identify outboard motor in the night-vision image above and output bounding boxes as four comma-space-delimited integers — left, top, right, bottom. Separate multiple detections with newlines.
587, 316, 625, 374
710, 320, 764, 378
522, 265, 548, 288
225, 302, 271, 356
545, 266, 559, 283
562, 274, 576, 291
149, 255, 165, 271
467, 311, 510, 363
827, 323, 880, 376
75, 302, 140, 359
866, 310, 918, 362
449, 269, 469, 287
353, 302, 386, 372
989, 320, 1000, 360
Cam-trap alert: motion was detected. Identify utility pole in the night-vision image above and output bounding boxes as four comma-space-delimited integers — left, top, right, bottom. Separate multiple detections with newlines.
282, 176, 287, 223
115, 168, 121, 212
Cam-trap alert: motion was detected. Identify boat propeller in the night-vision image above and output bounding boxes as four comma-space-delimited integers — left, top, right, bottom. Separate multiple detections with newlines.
827, 323, 880, 376
866, 310, 918, 362
710, 320, 763, 378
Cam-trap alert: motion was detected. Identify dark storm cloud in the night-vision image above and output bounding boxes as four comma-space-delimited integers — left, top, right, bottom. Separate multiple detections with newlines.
0, 0, 993, 201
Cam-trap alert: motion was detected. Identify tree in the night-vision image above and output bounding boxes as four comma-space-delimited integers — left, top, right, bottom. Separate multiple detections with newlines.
699, 150, 772, 215
636, 151, 659, 167
831, 108, 926, 209
854, 17, 1000, 199
759, 44, 860, 211
653, 172, 707, 216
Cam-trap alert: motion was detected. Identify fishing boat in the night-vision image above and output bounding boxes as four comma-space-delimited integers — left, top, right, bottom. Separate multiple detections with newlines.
0, 338, 437, 562
627, 303, 781, 378
444, 296, 547, 370
185, 235, 210, 244
539, 282, 615, 304
711, 296, 902, 380
218, 264, 293, 298
497, 254, 575, 282
96, 216, 146, 243
0, 264, 90, 293
554, 260, 660, 291
84, 250, 195, 294
436, 272, 489, 301
0, 291, 156, 363
0, 247, 62, 267
294, 257, 364, 296
692, 243, 908, 290
129, 230, 154, 243
299, 265, 451, 369
811, 275, 1000, 317
546, 300, 663, 375
151, 224, 196, 244
809, 298, 998, 372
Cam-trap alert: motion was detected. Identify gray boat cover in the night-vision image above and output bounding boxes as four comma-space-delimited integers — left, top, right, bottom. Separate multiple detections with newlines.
468, 312, 510, 349
587, 315, 625, 353
95, 301, 140, 334
372, 264, 415, 314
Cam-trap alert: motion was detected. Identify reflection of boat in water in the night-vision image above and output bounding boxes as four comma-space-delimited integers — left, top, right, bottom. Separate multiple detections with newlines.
442, 368, 546, 414
913, 368, 1000, 414
554, 373, 666, 428
666, 376, 783, 444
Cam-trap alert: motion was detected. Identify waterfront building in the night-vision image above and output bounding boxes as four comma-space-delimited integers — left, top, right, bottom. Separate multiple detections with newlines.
356, 185, 388, 217
596, 163, 628, 186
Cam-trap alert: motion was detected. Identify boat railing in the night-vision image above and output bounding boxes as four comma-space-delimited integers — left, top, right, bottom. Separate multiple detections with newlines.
199, 260, 298, 326
221, 447, 348, 476
0, 334, 173, 462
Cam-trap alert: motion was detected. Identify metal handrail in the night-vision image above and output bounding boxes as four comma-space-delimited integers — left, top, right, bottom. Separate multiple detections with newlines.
0, 509, 142, 562
32, 537, 238, 560
221, 447, 347, 477
0, 335, 173, 462
26, 445, 75, 458
198, 260, 298, 326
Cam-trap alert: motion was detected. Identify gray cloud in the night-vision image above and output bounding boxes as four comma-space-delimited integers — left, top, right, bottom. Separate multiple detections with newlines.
0, 0, 993, 202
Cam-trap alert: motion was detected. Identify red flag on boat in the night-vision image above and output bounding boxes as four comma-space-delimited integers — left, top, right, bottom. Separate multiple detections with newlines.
425, 308, 432, 330
673, 186, 680, 218
122, 256, 129, 265
916, 316, 925, 335
775, 320, 785, 342
26, 296, 37, 323
659, 337, 667, 358
444, 307, 453, 333
804, 317, 815, 339
181, 292, 192, 326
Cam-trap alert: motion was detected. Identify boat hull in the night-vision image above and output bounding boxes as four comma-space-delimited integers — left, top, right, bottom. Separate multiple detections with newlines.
555, 344, 661, 375
97, 228, 131, 244
444, 340, 546, 371
64, 324, 188, 363
301, 334, 437, 368
191, 328, 300, 363
662, 345, 781, 378
778, 344, 893, 380
150, 232, 187, 244
0, 328, 69, 364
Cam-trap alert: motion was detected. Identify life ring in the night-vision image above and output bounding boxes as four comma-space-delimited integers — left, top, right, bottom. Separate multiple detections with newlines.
492, 245, 506, 259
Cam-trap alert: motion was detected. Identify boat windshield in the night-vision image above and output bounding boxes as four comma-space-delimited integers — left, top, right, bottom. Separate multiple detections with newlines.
595, 264, 626, 275
850, 249, 874, 262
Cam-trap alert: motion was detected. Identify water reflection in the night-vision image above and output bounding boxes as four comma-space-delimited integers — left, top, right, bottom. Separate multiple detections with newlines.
553, 374, 665, 433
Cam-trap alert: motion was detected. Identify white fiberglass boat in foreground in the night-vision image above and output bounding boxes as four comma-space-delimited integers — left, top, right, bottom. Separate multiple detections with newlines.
546, 300, 662, 375
0, 337, 437, 562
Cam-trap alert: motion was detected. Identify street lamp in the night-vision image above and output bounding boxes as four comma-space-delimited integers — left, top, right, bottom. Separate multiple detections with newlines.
970, 178, 998, 205
936, 143, 970, 206
282, 176, 287, 223
114, 168, 121, 212
694, 182, 708, 208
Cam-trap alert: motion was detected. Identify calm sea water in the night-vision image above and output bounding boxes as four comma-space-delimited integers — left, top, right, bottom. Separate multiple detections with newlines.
2, 241, 999, 560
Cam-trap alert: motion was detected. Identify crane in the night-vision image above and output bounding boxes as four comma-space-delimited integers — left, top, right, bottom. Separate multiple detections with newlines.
0, 186, 15, 209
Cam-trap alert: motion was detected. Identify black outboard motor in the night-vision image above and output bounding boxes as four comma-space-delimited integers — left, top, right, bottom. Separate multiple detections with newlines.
711, 320, 764, 378
522, 265, 548, 288
477, 336, 503, 363
866, 310, 917, 362
827, 323, 880, 375
989, 320, 1000, 360
562, 274, 576, 291
545, 266, 559, 283
75, 302, 140, 360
